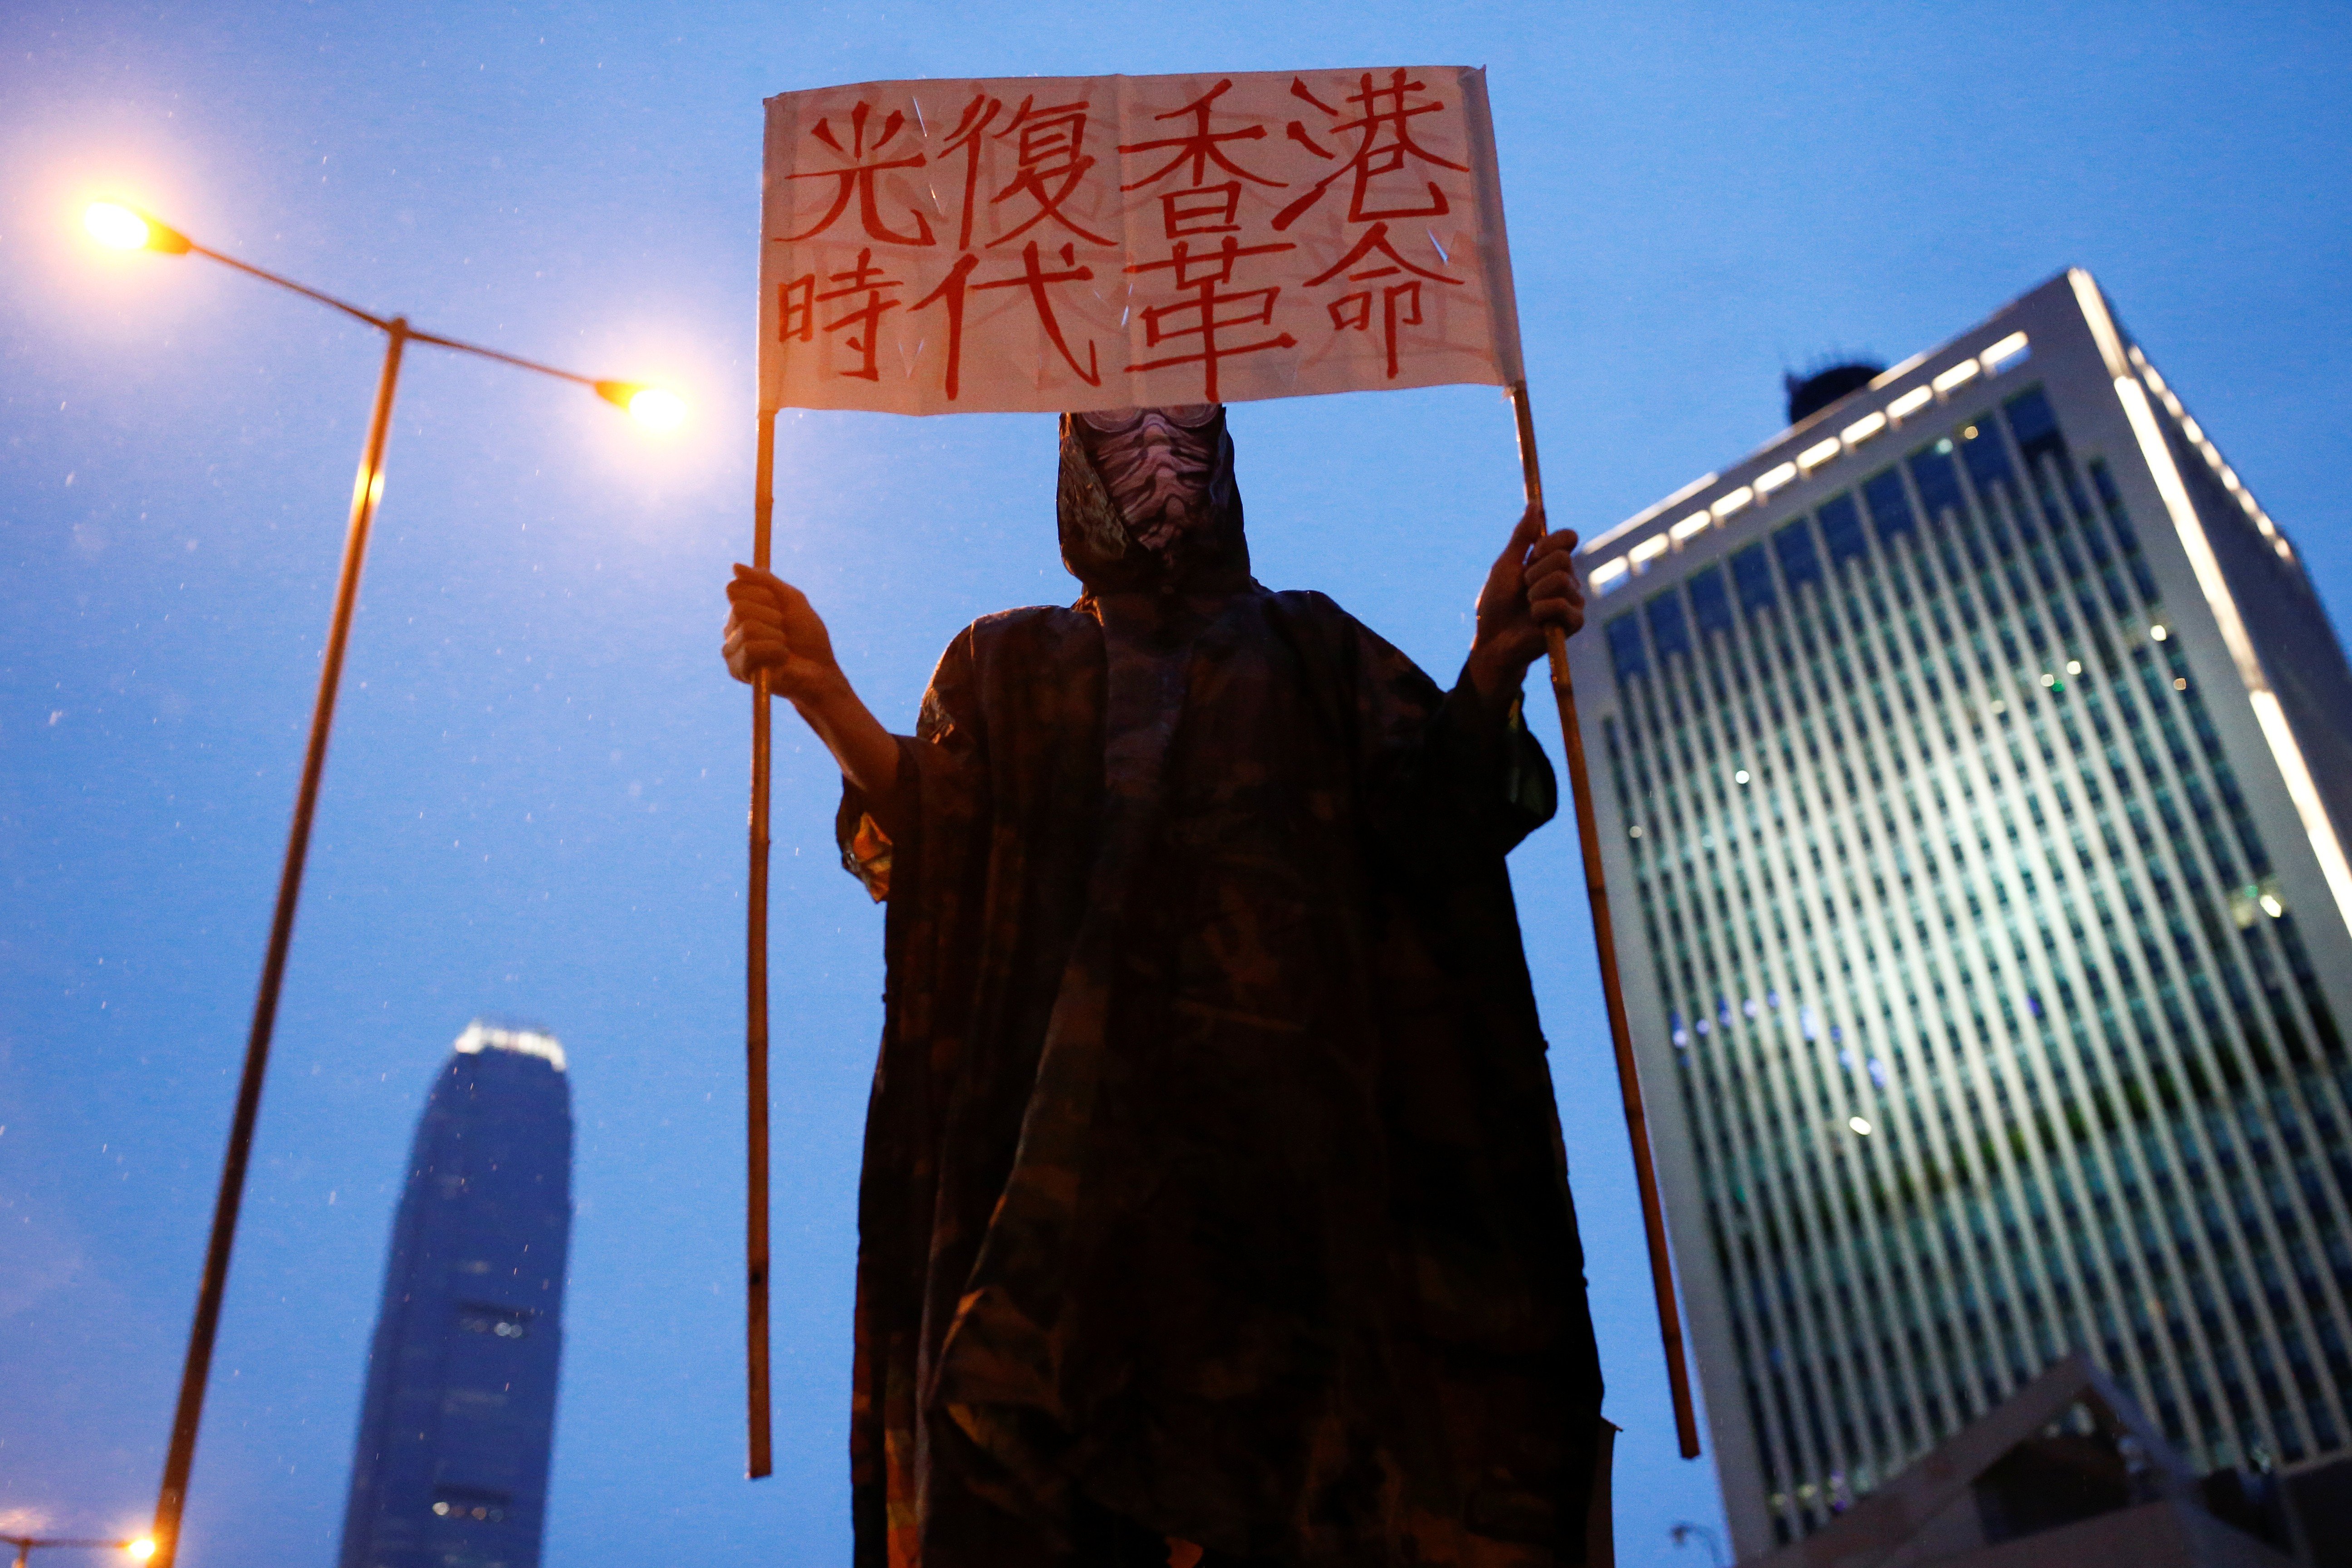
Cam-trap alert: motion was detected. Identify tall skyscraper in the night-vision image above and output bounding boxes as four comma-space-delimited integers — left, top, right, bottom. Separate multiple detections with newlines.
1568, 271, 2352, 1556
338, 1022, 573, 1568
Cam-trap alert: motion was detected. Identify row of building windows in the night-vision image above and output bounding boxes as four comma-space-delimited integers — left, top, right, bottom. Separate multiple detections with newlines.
1595, 382, 2352, 1541
431, 1499, 509, 1522
457, 1306, 532, 1339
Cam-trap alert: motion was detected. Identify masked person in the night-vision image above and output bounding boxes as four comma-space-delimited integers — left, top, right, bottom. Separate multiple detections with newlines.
723, 405, 1602, 1568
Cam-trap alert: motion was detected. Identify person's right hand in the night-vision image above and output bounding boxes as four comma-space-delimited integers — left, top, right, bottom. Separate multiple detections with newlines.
724, 564, 843, 705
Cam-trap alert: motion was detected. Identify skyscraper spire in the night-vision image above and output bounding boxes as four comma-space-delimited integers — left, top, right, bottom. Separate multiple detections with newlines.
338, 1021, 573, 1568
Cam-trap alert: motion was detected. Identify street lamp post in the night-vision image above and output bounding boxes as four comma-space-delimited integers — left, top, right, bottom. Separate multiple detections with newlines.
2, 1539, 154, 1568
83, 201, 681, 1568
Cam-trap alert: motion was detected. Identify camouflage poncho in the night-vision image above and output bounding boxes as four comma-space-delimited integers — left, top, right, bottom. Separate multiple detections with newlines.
838, 418, 1604, 1568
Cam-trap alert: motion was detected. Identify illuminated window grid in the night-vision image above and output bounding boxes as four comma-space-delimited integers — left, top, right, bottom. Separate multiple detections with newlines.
1583, 330, 2034, 598
1599, 385, 2352, 1543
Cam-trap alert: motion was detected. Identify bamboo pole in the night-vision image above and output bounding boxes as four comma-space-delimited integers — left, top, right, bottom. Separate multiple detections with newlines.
746, 407, 777, 1479
1509, 381, 1701, 1461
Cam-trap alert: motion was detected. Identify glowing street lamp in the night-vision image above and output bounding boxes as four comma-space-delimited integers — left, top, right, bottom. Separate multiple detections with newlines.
597, 379, 688, 429
80, 202, 685, 426
80, 199, 683, 1568
84, 201, 184, 253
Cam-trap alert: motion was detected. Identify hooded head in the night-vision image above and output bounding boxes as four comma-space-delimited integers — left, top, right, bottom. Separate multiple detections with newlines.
1057, 404, 1247, 593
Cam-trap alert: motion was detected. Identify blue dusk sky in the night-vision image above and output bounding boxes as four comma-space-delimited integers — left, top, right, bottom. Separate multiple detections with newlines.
3, 3, 2347, 1564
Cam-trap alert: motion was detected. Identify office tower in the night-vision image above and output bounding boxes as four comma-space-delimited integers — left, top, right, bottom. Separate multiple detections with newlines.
1568, 271, 2352, 1555
338, 1022, 573, 1568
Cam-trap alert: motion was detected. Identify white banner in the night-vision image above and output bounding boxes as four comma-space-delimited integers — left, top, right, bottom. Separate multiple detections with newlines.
758, 67, 1523, 416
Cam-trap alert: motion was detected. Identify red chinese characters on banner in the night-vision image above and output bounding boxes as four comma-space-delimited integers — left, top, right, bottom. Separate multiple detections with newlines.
782, 102, 937, 247
1282, 71, 1471, 382
777, 248, 908, 382
991, 95, 1117, 248
760, 68, 1519, 416
1274, 70, 1469, 230
911, 242, 1102, 400
898, 88, 1111, 399
1117, 81, 1296, 403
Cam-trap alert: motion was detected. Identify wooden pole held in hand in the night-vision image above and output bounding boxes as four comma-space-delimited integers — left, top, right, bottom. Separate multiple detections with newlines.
746, 408, 777, 1480
1509, 382, 1702, 1461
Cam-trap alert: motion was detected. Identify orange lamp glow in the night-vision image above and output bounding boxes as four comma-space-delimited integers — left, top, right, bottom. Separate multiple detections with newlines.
83, 202, 191, 255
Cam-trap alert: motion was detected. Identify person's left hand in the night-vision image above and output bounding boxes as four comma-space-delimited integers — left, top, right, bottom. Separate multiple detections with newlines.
1469, 503, 1584, 699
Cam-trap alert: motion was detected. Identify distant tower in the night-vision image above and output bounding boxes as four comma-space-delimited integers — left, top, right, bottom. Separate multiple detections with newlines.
338, 1022, 573, 1568
1572, 271, 2352, 1555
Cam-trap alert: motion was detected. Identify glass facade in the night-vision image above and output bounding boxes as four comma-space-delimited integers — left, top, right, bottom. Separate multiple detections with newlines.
1577, 280, 2352, 1549
338, 1024, 573, 1568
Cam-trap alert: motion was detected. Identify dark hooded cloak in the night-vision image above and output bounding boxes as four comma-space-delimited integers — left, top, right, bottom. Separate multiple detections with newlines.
837, 416, 1604, 1568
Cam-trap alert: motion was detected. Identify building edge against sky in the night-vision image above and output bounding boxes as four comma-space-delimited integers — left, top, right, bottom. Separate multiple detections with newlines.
338, 1022, 574, 1568
1568, 270, 2352, 1556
